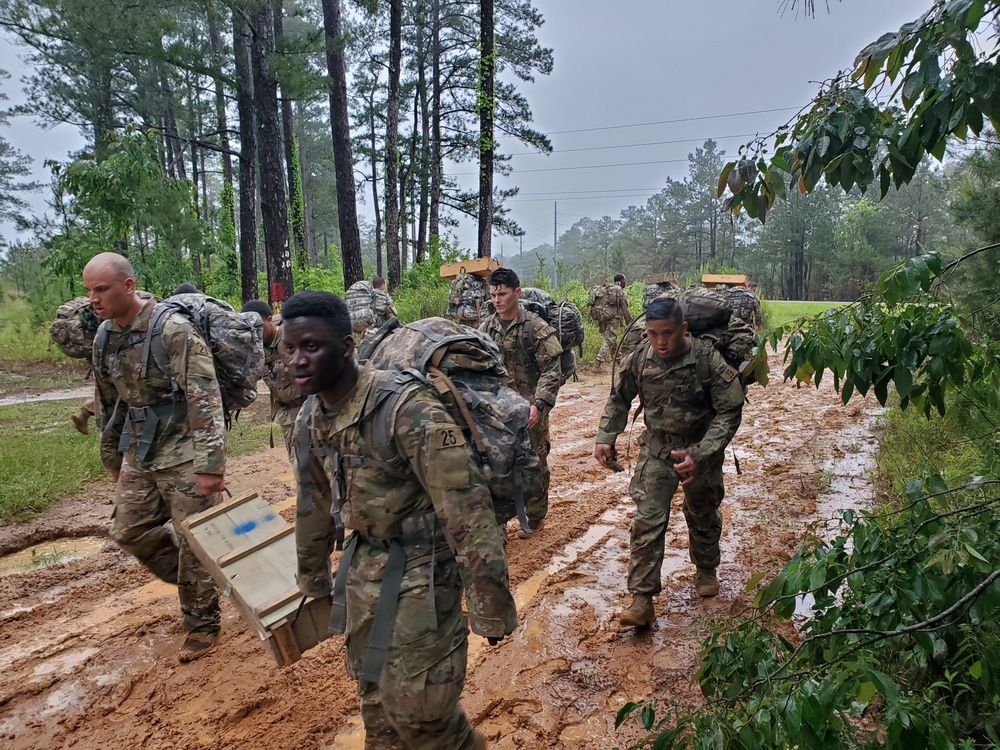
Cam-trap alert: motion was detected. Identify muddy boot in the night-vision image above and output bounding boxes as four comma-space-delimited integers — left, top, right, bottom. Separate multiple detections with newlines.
470, 729, 487, 750
517, 519, 543, 539
178, 630, 218, 663
619, 594, 654, 628
695, 568, 719, 598
71, 410, 90, 435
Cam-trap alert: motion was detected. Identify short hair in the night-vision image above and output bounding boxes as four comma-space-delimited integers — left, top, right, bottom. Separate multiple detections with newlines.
282, 290, 352, 341
173, 282, 199, 294
488, 268, 519, 290
241, 300, 273, 319
646, 296, 685, 324
372, 276, 385, 288
613, 273, 626, 283
747, 281, 758, 290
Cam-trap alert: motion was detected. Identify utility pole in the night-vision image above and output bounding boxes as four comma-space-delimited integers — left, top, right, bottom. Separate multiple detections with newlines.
553, 201, 558, 287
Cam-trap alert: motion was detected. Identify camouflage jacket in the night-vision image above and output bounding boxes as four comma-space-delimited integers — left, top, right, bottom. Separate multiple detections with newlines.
592, 283, 630, 325
93, 299, 226, 475
596, 336, 744, 464
479, 308, 563, 407
264, 323, 304, 422
293, 363, 517, 639
372, 288, 397, 326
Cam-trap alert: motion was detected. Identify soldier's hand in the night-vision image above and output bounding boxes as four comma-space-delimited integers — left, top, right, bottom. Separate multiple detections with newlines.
196, 473, 227, 496
528, 404, 541, 429
594, 443, 615, 469
670, 450, 698, 486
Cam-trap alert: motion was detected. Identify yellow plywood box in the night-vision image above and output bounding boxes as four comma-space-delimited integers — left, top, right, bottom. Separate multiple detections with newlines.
702, 273, 748, 288
180, 491, 331, 667
439, 256, 502, 279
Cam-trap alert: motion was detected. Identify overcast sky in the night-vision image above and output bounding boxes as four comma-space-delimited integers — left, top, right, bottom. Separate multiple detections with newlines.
0, 0, 925, 253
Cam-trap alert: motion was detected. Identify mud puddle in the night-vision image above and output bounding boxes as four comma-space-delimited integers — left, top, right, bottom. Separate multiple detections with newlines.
0, 536, 106, 577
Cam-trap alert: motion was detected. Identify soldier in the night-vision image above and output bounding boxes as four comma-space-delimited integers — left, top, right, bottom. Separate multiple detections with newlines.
241, 300, 304, 461
594, 296, 744, 628
372, 276, 398, 327
589, 273, 632, 368
84, 252, 225, 662
286, 290, 515, 750
479, 268, 563, 536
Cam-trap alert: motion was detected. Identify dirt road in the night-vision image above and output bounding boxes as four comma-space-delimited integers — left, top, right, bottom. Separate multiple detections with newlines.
0, 349, 878, 749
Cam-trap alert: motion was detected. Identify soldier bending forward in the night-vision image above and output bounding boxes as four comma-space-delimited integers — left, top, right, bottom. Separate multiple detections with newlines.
594, 296, 744, 628
286, 291, 516, 750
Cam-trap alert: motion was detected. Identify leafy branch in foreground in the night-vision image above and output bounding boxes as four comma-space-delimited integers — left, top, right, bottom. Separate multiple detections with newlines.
719, 0, 1000, 222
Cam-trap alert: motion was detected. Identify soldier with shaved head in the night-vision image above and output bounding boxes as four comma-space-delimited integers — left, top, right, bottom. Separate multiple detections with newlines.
84, 252, 226, 662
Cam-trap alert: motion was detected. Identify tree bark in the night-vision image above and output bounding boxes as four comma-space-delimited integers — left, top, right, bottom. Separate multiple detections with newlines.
384, 0, 403, 289
274, 0, 307, 269
251, 5, 293, 305
428, 0, 442, 243
367, 79, 383, 277
233, 8, 259, 303
320, 0, 364, 287
477, 0, 495, 258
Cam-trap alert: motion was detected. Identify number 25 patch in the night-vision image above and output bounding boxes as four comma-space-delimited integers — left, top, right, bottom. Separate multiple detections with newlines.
431, 425, 466, 450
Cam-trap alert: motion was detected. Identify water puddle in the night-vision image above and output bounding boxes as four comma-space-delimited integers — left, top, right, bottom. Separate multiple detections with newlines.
0, 536, 106, 577
0, 387, 91, 407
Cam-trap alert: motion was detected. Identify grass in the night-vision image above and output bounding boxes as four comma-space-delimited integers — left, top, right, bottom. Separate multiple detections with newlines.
0, 394, 275, 525
762, 299, 850, 330
0, 295, 70, 363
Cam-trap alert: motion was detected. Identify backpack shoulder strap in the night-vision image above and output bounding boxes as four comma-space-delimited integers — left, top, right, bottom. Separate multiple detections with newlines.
93, 322, 111, 370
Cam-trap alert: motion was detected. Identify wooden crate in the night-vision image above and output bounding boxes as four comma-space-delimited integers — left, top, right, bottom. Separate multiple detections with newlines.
180, 491, 331, 667
439, 256, 502, 279
701, 273, 748, 288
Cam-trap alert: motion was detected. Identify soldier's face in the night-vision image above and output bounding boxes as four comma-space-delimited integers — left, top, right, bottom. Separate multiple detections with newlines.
82, 267, 135, 322
646, 317, 689, 361
283, 316, 356, 399
489, 284, 521, 320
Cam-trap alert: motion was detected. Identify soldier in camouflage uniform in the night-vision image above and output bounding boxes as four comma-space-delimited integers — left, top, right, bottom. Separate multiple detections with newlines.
84, 252, 225, 662
479, 268, 563, 536
590, 274, 633, 367
594, 296, 744, 628
372, 276, 398, 327
242, 300, 304, 461
285, 291, 514, 750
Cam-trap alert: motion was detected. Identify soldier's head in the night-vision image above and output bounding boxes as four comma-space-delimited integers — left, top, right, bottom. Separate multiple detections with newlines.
372, 276, 386, 290
173, 282, 198, 294
241, 300, 277, 345
645, 297, 689, 361
488, 268, 521, 321
748, 281, 758, 293
281, 291, 357, 404
82, 252, 143, 325
614, 273, 626, 288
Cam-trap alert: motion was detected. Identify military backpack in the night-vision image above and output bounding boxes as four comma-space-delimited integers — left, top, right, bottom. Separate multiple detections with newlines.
587, 283, 620, 325
49, 297, 101, 360
723, 285, 763, 330
345, 280, 378, 333
94, 292, 266, 419
357, 317, 545, 534
446, 272, 489, 325
517, 287, 586, 380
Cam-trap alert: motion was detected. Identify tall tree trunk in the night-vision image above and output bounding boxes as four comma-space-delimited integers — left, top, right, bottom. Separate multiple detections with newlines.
208, 11, 235, 192
274, 0, 307, 270
477, 0, 495, 258
190, 142, 202, 284
252, 6, 293, 305
384, 0, 403, 289
368, 79, 383, 277
429, 0, 442, 242
233, 8, 259, 302
295, 101, 319, 267
414, 4, 430, 263
320, 0, 364, 287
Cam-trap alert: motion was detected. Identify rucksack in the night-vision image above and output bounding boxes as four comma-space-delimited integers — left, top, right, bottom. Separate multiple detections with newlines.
447, 273, 489, 325
50, 297, 101, 359
587, 283, 619, 324
518, 288, 586, 380
345, 281, 377, 333
723, 285, 763, 330
356, 317, 544, 533
643, 282, 678, 309
95, 292, 266, 417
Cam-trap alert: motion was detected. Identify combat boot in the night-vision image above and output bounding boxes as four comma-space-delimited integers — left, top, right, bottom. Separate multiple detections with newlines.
695, 568, 719, 598
178, 630, 218, 663
517, 519, 544, 539
470, 729, 487, 750
71, 409, 90, 435
619, 594, 655, 627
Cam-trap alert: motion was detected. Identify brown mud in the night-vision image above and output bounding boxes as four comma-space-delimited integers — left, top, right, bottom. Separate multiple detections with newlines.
0, 348, 878, 749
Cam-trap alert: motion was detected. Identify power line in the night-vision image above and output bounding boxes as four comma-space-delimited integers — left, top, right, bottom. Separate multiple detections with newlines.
456, 156, 690, 176
507, 131, 759, 156
544, 106, 800, 135
506, 193, 661, 203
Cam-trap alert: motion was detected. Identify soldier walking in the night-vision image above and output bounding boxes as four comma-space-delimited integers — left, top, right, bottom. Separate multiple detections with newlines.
594, 296, 744, 628
84, 252, 226, 661
479, 268, 563, 536
372, 276, 398, 327
241, 300, 304, 461
589, 274, 632, 368
286, 291, 515, 750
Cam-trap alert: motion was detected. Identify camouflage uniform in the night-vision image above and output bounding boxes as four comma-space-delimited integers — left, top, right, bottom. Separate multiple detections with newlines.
723, 286, 763, 330
372, 288, 398, 327
93, 299, 225, 635
294, 364, 515, 750
597, 337, 744, 593
263, 322, 305, 458
479, 308, 563, 527
592, 283, 631, 365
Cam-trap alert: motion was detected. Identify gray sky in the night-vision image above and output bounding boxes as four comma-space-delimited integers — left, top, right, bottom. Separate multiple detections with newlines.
0, 0, 926, 252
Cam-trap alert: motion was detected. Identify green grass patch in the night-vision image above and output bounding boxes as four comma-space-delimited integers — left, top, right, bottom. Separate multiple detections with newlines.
0, 295, 69, 363
762, 299, 849, 329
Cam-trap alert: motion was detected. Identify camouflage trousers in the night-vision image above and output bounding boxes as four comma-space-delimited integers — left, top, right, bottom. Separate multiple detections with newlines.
111, 457, 221, 634
346, 547, 476, 750
528, 411, 551, 528
627, 436, 725, 595
595, 322, 621, 364
275, 403, 301, 465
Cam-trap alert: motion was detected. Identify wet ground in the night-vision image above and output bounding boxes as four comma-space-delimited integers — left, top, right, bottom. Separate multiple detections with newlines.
0, 348, 878, 749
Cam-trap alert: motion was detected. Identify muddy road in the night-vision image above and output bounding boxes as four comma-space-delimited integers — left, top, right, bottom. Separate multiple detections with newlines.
0, 349, 878, 749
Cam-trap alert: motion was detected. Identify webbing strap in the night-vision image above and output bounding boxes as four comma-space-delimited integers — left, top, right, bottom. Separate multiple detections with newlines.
513, 461, 532, 534
427, 366, 492, 479
359, 539, 407, 684
328, 530, 359, 635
